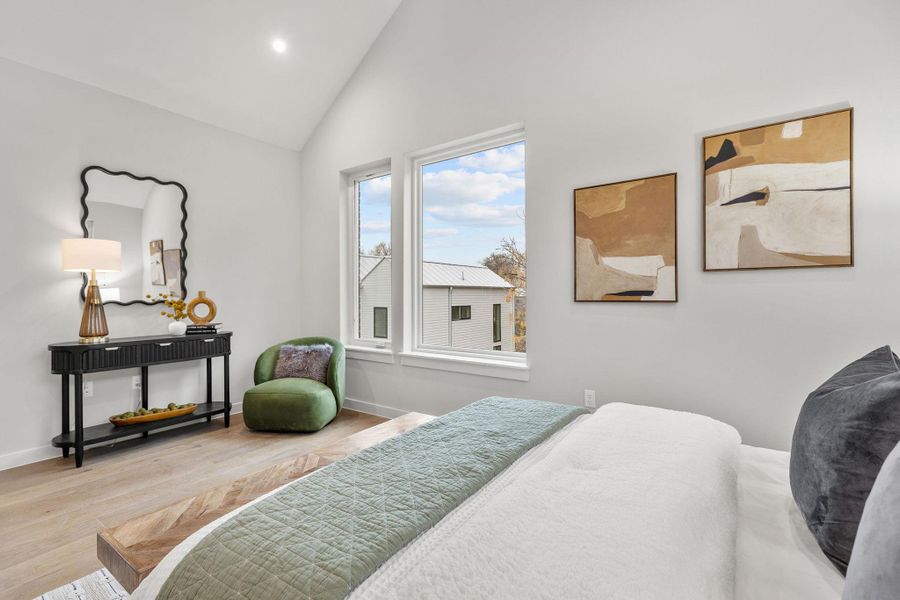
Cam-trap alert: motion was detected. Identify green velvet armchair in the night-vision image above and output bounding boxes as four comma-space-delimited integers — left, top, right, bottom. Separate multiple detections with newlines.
242, 337, 345, 432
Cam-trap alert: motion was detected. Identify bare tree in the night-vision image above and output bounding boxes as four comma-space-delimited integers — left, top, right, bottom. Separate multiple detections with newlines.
369, 242, 391, 256
481, 237, 525, 288
482, 237, 526, 352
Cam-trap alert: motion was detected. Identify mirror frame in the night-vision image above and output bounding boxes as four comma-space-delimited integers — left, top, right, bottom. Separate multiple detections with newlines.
79, 165, 189, 306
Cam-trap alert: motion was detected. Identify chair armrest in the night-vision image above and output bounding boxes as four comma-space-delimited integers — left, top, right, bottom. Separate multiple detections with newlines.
254, 345, 282, 385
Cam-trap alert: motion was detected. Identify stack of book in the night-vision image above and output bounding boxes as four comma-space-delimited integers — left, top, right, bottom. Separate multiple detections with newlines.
185, 322, 223, 335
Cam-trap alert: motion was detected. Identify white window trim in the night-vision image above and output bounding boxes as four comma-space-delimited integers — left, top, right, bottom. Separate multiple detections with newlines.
341, 160, 392, 351
402, 123, 528, 376
346, 345, 395, 364
398, 350, 529, 381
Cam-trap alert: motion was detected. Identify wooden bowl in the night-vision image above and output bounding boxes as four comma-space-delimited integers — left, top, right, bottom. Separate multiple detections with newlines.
109, 404, 197, 427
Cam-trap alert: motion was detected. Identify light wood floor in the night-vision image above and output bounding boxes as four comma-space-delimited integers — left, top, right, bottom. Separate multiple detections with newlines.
0, 410, 385, 600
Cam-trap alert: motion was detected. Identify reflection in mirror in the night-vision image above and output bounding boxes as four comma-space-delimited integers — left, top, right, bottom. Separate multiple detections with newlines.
81, 167, 187, 305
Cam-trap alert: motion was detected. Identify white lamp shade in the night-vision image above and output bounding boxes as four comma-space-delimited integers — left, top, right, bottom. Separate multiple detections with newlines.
61, 238, 122, 273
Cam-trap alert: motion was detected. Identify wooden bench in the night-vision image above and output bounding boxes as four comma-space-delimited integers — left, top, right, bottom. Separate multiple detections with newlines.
97, 412, 435, 592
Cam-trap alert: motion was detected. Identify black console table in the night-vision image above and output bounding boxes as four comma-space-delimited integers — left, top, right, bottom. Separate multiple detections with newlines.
48, 331, 232, 468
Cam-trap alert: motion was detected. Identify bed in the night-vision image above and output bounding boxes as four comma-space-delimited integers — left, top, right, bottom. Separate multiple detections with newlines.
133, 398, 843, 599
736, 445, 843, 599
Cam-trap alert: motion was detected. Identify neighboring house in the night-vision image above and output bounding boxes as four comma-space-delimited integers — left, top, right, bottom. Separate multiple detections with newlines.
358, 256, 515, 352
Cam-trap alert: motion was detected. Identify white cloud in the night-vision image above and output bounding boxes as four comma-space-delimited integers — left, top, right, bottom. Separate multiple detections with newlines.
458, 144, 525, 173
360, 174, 391, 205
427, 203, 524, 227
425, 227, 459, 238
423, 169, 524, 206
367, 174, 391, 193
360, 221, 390, 233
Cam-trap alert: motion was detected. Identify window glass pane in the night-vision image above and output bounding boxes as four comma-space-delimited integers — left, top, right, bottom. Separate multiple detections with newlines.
451, 305, 471, 321
373, 307, 388, 339
357, 174, 391, 341
421, 140, 525, 353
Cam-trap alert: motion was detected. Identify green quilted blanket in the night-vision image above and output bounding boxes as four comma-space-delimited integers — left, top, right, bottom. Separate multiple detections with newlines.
157, 396, 586, 600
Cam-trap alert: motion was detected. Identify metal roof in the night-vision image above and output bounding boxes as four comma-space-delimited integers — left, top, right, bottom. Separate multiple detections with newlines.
358, 256, 513, 288
358, 255, 386, 281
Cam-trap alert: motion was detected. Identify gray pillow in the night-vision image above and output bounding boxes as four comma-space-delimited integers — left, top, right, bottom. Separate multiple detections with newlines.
273, 344, 333, 384
790, 346, 900, 574
843, 440, 900, 599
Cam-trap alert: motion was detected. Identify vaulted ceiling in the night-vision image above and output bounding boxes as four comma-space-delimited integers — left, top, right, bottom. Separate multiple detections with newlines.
0, 0, 401, 150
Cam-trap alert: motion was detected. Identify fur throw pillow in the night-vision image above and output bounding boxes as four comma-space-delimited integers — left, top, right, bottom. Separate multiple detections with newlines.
273, 344, 333, 384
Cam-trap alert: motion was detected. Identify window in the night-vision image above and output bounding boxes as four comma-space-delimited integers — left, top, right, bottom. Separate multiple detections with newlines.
413, 127, 526, 360
451, 305, 471, 321
350, 168, 391, 346
373, 307, 388, 338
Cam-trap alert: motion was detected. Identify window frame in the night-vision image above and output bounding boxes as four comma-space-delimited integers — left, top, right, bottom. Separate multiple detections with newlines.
403, 124, 526, 366
451, 305, 471, 321
345, 162, 392, 351
492, 303, 502, 343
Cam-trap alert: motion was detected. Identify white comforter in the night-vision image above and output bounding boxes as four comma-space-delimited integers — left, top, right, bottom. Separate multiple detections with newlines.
351, 402, 742, 600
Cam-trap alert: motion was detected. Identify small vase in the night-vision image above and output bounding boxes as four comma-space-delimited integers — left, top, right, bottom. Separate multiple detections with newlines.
168, 320, 187, 336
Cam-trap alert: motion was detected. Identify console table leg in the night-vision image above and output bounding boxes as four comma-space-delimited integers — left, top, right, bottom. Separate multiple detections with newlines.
206, 358, 213, 423
223, 354, 230, 428
61, 374, 70, 458
141, 366, 149, 438
74, 373, 84, 468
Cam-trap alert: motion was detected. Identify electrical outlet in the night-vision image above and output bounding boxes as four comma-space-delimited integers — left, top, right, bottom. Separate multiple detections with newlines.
82, 381, 94, 398
132, 376, 142, 390
583, 389, 596, 409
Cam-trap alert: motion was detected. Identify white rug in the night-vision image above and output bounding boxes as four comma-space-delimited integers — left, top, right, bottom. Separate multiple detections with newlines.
35, 569, 129, 600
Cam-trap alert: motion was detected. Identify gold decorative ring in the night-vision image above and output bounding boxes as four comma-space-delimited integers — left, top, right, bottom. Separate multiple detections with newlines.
187, 291, 217, 325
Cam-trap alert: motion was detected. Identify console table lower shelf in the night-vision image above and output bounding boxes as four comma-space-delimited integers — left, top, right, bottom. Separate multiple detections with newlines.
51, 402, 229, 449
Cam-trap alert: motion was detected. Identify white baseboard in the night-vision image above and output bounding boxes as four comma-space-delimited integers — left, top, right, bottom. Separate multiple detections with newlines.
0, 444, 59, 472
0, 402, 244, 472
343, 397, 408, 419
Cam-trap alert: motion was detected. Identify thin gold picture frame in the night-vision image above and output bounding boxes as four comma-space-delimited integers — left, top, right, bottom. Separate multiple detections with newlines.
702, 107, 854, 272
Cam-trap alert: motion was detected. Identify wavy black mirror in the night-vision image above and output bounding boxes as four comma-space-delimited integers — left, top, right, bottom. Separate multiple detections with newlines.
79, 166, 188, 306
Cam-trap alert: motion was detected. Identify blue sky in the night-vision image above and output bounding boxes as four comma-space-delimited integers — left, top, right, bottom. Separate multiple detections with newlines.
358, 140, 525, 266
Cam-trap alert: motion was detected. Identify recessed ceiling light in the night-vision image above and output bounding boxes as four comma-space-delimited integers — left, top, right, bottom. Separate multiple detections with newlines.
272, 38, 287, 54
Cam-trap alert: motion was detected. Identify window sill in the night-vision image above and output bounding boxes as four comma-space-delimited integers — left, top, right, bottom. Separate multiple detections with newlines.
398, 351, 530, 382
345, 345, 395, 364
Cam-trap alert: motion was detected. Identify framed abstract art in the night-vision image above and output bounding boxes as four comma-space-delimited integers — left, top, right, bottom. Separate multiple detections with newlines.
574, 172, 677, 302
703, 108, 853, 271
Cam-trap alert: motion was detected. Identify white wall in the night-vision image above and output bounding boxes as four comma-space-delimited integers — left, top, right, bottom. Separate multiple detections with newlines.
297, 0, 900, 450
437, 287, 511, 352
422, 287, 450, 347
421, 287, 512, 351
0, 58, 303, 468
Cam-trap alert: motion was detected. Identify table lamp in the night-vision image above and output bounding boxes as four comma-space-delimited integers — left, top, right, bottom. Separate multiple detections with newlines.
61, 238, 121, 343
